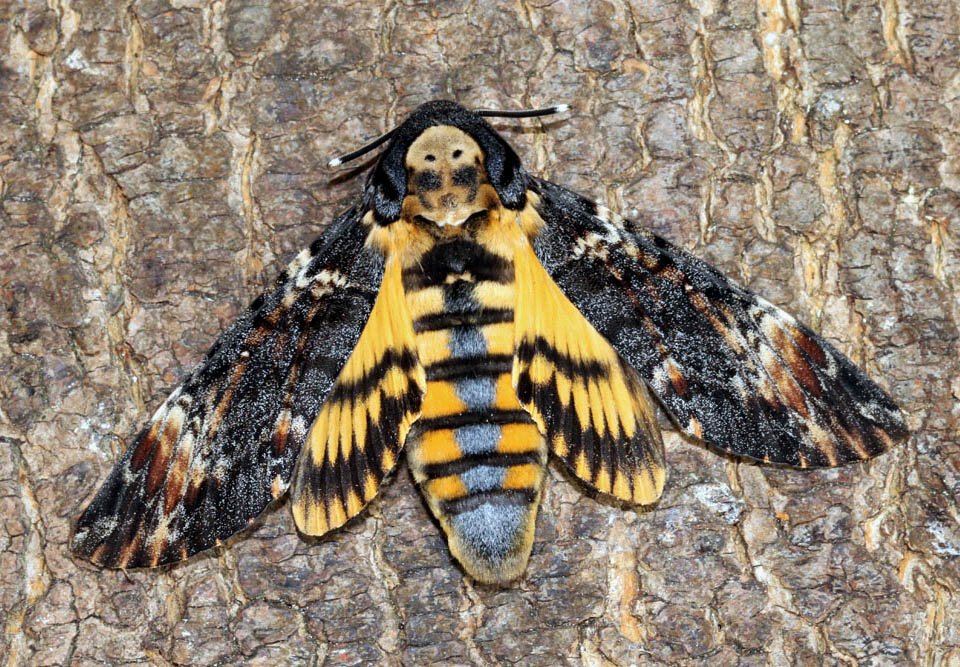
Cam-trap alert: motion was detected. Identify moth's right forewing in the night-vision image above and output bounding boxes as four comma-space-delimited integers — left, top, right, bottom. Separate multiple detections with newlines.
72, 207, 385, 568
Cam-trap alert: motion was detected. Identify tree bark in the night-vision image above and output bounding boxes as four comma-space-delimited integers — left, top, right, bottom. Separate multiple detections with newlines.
1, 0, 958, 664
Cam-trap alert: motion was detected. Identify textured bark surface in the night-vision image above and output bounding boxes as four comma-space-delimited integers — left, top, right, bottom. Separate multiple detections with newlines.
2, 0, 958, 664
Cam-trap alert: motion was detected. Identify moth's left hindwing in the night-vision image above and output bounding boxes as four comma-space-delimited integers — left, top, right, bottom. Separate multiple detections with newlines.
527, 178, 908, 467
72, 208, 384, 568
512, 237, 665, 504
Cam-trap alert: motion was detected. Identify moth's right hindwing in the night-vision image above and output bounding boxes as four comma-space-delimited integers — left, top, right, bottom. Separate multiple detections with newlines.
291, 256, 426, 535
72, 208, 384, 568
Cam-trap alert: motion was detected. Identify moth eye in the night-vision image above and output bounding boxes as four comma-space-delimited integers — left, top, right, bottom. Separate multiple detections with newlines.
452, 149, 463, 158
425, 154, 436, 162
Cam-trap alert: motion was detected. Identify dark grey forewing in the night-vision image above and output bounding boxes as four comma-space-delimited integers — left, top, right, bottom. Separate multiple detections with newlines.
528, 177, 907, 467
72, 207, 385, 567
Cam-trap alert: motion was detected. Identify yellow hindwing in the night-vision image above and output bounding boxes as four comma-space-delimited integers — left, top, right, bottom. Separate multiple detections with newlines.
291, 256, 425, 535
513, 234, 666, 504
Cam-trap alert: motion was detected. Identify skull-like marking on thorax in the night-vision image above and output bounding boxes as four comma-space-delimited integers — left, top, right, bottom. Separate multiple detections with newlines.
403, 125, 497, 228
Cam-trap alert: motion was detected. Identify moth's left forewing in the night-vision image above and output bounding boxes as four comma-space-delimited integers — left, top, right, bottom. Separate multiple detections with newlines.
524, 178, 908, 468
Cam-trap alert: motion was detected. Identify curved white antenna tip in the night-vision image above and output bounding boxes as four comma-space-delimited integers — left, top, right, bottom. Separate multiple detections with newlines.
327, 157, 343, 168
556, 103, 570, 112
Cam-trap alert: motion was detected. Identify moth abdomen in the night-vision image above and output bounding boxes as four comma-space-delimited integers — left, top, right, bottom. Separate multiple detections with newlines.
403, 237, 547, 583
409, 414, 546, 583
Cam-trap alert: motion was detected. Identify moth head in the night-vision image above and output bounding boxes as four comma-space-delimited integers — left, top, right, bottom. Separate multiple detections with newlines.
402, 125, 496, 228
362, 101, 528, 225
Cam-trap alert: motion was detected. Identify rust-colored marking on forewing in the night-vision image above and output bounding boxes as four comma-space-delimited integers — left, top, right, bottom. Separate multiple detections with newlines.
130, 419, 163, 471
788, 322, 828, 365
270, 474, 284, 499
162, 438, 194, 516
664, 358, 688, 398
144, 415, 182, 496
272, 408, 292, 454
768, 320, 822, 398
206, 356, 249, 443
116, 522, 145, 568
688, 291, 747, 358
761, 341, 812, 419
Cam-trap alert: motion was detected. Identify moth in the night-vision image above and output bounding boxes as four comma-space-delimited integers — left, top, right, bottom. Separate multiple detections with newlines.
73, 100, 908, 584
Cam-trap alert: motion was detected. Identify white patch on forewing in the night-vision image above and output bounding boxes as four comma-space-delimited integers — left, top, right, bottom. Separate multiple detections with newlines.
211, 455, 231, 483
751, 297, 799, 329
281, 287, 299, 307
165, 404, 186, 433
147, 508, 173, 556
858, 399, 898, 424
621, 240, 640, 260
650, 364, 669, 394
730, 374, 750, 400
291, 415, 308, 439
286, 248, 312, 276
80, 515, 119, 544
824, 349, 839, 377
295, 266, 312, 289
719, 315, 752, 358
595, 204, 626, 229
154, 387, 182, 421
175, 392, 194, 411
309, 282, 333, 300
758, 342, 782, 375
316, 268, 348, 288
572, 232, 610, 261
175, 430, 197, 480
592, 207, 626, 245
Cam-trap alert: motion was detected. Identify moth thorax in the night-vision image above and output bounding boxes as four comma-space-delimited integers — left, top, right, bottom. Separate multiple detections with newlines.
404, 125, 492, 228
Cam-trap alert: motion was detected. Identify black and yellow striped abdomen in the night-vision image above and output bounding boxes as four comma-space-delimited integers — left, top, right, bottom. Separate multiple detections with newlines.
403, 238, 547, 584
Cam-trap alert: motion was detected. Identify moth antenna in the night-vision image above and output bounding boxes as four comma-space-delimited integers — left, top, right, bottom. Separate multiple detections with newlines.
475, 104, 570, 119
327, 104, 570, 169
327, 128, 397, 168
327, 104, 570, 167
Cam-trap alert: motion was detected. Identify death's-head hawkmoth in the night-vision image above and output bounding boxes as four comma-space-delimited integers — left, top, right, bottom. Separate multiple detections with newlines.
73, 100, 908, 584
